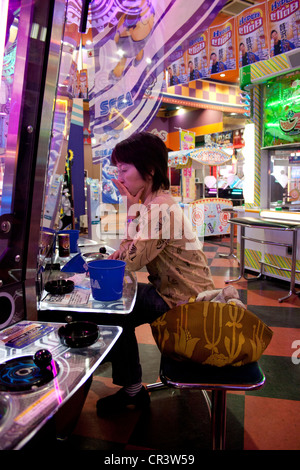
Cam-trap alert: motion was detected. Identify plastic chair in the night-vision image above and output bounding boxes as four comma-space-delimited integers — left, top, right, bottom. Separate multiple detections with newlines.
147, 356, 265, 450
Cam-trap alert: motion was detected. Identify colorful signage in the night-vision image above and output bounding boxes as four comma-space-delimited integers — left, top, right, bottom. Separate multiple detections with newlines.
267, 0, 300, 56
166, 0, 300, 89
209, 17, 237, 75
187, 31, 209, 80
168, 147, 233, 167
180, 129, 195, 150
263, 70, 300, 146
180, 130, 195, 199
237, 2, 269, 65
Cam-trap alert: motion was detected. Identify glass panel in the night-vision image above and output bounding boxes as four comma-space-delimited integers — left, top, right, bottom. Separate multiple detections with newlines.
269, 149, 300, 210
40, 18, 80, 234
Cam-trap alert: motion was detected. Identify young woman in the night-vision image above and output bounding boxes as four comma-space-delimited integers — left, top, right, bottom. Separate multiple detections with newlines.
96, 131, 215, 416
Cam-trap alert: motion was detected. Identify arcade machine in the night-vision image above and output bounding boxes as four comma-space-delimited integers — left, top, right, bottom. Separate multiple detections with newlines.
0, 0, 122, 449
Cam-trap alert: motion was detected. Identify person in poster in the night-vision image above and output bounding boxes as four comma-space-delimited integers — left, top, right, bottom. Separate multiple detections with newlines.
210, 52, 226, 74
270, 28, 295, 56
209, 18, 236, 76
167, 65, 180, 85
166, 44, 186, 85
239, 42, 259, 66
187, 31, 209, 79
268, 0, 297, 57
178, 60, 188, 84
188, 60, 202, 80
237, 3, 269, 64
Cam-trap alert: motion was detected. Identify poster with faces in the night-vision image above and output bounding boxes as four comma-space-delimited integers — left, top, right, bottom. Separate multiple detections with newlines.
187, 31, 209, 80
267, 0, 299, 57
209, 17, 237, 76
237, 2, 269, 65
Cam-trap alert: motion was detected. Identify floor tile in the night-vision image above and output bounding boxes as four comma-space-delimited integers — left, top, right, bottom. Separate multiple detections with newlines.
246, 289, 300, 307
136, 324, 157, 345
249, 305, 300, 328
263, 327, 300, 357
254, 355, 300, 401
244, 396, 300, 450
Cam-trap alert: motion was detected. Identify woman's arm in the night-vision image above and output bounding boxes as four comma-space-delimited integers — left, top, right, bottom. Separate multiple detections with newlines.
110, 201, 174, 270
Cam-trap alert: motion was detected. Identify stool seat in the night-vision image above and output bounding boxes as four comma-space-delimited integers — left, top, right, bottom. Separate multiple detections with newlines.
147, 356, 265, 450
160, 355, 265, 390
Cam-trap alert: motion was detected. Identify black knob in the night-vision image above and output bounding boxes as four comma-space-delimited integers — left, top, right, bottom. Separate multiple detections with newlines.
34, 349, 52, 369
99, 246, 106, 254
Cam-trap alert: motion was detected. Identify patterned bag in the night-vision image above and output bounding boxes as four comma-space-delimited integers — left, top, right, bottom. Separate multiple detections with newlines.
151, 301, 273, 367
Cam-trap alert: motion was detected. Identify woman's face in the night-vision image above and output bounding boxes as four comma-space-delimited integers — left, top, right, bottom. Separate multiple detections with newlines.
116, 162, 151, 198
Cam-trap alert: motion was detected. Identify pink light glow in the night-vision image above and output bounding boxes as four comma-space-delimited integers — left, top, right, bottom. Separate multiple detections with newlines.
50, 359, 63, 405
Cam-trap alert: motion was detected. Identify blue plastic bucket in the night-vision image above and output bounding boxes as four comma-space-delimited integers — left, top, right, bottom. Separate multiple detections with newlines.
88, 259, 126, 301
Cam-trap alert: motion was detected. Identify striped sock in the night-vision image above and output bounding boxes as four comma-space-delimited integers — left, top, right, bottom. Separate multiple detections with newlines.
124, 383, 143, 397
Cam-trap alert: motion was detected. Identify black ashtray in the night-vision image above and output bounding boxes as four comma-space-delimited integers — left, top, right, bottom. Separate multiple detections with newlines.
45, 279, 74, 295
58, 321, 99, 348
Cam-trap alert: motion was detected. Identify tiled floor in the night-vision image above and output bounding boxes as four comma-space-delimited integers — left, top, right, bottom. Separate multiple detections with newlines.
58, 236, 300, 451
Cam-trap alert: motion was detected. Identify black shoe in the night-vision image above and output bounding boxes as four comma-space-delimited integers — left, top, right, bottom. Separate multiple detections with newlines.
96, 386, 150, 417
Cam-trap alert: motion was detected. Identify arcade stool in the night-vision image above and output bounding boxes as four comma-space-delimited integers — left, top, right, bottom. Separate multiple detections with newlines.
147, 356, 265, 450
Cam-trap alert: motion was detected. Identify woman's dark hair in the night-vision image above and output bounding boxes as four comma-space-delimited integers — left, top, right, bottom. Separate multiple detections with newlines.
111, 132, 170, 192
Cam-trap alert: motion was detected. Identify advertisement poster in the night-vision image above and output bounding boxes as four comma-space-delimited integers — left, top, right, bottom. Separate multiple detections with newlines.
180, 130, 195, 200
209, 17, 237, 75
186, 30, 209, 80
263, 71, 300, 147
74, 69, 88, 99
101, 158, 120, 204
167, 45, 186, 85
237, 2, 269, 66
180, 129, 195, 151
267, 0, 299, 56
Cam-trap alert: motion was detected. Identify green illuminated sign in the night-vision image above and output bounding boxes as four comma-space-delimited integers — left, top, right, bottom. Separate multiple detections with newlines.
263, 71, 300, 147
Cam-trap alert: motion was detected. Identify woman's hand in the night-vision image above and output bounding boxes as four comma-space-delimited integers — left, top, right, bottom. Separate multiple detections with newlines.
112, 179, 144, 216
108, 249, 121, 260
